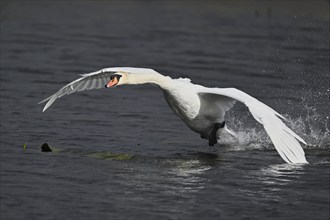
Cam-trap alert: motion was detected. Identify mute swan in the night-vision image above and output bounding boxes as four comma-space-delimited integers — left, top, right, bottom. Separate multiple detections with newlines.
39, 67, 308, 164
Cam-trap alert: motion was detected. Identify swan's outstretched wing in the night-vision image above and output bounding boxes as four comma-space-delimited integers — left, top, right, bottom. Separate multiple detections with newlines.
197, 87, 308, 164
39, 67, 158, 112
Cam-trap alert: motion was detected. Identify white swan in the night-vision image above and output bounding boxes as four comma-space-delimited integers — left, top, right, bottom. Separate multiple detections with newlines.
39, 67, 308, 164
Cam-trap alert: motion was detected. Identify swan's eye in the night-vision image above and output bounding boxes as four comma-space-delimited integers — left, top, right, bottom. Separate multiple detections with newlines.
110, 74, 122, 80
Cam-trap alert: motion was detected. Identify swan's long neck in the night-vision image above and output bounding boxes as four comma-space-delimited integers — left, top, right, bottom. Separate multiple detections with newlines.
126, 73, 170, 88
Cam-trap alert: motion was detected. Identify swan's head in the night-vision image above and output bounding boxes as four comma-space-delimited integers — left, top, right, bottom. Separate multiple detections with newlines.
105, 70, 163, 87
105, 72, 128, 88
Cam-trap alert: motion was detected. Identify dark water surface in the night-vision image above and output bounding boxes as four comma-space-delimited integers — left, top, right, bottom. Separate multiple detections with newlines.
1, 1, 329, 220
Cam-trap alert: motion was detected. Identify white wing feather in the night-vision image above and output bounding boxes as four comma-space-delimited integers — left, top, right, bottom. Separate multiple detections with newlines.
197, 87, 308, 164
39, 67, 158, 112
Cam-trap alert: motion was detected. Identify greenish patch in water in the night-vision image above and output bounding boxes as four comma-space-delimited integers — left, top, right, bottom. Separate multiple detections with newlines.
84, 152, 133, 161
50, 147, 62, 154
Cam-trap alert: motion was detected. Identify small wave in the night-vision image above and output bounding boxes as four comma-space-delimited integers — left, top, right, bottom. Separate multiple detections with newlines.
314, 160, 330, 165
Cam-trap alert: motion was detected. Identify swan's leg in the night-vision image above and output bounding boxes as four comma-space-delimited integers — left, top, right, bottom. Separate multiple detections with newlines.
209, 121, 225, 146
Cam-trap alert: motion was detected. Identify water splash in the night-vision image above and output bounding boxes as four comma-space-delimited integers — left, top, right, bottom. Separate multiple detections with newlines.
284, 105, 330, 149
223, 106, 330, 151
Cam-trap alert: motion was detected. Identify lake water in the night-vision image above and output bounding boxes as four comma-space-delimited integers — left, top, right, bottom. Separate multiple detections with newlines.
1, 1, 329, 220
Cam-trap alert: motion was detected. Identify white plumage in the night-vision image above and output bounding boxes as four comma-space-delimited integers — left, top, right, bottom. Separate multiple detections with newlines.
39, 67, 308, 164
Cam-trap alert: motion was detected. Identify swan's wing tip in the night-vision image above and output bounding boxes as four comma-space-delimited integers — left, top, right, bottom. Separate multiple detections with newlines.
287, 153, 309, 164
292, 159, 309, 164
39, 95, 58, 112
38, 96, 52, 111
300, 139, 308, 146
265, 122, 309, 164
42, 105, 49, 112
38, 97, 51, 104
279, 150, 309, 164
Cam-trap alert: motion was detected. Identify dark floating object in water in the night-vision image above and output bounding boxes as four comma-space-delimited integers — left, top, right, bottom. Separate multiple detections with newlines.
41, 143, 52, 152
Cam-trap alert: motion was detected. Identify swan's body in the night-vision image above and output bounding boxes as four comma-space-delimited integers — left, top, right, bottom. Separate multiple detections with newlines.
39, 67, 308, 164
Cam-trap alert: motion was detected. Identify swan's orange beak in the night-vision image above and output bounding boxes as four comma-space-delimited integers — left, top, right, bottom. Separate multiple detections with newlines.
106, 77, 119, 88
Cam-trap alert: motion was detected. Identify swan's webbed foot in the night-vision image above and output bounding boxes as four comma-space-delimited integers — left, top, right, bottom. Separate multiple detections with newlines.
208, 121, 225, 146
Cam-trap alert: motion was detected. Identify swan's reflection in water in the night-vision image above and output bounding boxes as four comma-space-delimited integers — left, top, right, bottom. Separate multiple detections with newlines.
238, 163, 306, 203
116, 152, 219, 199
259, 163, 305, 185
163, 159, 212, 194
